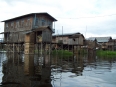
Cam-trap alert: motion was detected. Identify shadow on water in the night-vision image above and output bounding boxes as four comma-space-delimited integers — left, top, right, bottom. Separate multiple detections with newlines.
0, 51, 116, 87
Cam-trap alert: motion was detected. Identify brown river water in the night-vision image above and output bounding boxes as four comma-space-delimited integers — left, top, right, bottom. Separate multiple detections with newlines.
0, 52, 116, 87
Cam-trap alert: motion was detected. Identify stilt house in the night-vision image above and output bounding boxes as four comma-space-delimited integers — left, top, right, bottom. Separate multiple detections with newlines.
52, 32, 85, 45
88, 37, 112, 50
52, 32, 85, 50
1, 13, 57, 43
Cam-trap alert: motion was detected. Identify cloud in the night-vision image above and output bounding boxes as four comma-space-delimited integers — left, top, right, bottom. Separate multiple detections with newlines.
0, 0, 116, 38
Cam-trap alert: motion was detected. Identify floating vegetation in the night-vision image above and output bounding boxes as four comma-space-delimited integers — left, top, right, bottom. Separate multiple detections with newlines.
97, 50, 116, 58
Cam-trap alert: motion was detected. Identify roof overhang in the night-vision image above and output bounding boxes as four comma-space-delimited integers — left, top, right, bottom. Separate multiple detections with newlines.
1, 13, 57, 22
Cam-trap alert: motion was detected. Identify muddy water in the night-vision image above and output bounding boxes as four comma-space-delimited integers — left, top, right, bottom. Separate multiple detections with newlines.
0, 52, 116, 87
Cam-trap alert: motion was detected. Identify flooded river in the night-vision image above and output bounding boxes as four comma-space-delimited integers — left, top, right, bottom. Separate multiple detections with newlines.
0, 52, 116, 87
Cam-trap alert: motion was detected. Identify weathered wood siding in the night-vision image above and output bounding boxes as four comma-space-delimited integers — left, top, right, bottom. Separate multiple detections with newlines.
63, 37, 68, 44
68, 39, 77, 45
4, 16, 33, 42
55, 37, 63, 43
4, 32, 25, 42
68, 36, 84, 45
53, 35, 84, 45
4, 14, 54, 32
33, 15, 53, 29
4, 17, 33, 32
42, 29, 52, 43
108, 41, 114, 45
87, 40, 97, 49
4, 14, 54, 42
54, 36, 69, 44
79, 36, 84, 45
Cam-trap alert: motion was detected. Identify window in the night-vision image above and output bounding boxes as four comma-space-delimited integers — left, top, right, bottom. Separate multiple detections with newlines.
35, 18, 38, 26
42, 20, 45, 26
27, 19, 30, 26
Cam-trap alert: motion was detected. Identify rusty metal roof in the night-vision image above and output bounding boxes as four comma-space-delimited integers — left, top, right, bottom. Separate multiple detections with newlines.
1, 12, 57, 22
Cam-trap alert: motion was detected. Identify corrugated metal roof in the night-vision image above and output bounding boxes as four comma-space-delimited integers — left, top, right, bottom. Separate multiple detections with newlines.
88, 37, 112, 43
1, 12, 57, 22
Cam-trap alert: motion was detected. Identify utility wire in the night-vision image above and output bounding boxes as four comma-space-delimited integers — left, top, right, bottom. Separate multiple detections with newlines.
56, 13, 116, 19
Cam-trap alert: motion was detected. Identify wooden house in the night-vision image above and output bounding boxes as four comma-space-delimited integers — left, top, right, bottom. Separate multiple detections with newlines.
85, 38, 98, 49
108, 39, 116, 51
1, 13, 57, 43
52, 32, 85, 45
68, 33, 85, 45
88, 37, 112, 50
52, 32, 85, 50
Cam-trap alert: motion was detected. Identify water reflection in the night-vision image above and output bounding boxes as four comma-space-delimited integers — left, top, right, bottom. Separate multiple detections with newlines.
0, 52, 116, 87
1, 52, 52, 87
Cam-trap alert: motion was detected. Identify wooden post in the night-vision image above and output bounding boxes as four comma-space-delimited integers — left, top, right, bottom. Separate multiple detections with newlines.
24, 32, 35, 75
13, 43, 14, 64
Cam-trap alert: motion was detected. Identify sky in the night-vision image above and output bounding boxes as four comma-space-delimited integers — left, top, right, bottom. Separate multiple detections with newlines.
0, 0, 116, 39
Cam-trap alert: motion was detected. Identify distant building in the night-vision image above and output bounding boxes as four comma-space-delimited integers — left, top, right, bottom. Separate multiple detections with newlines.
52, 32, 85, 45
88, 37, 112, 50
108, 39, 116, 51
85, 38, 98, 49
1, 13, 57, 43
52, 32, 85, 50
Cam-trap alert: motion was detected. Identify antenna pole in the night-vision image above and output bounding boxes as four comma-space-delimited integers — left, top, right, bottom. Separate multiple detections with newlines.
85, 26, 87, 38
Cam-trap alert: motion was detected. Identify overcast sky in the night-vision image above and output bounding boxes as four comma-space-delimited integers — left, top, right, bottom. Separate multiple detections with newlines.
0, 0, 116, 38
